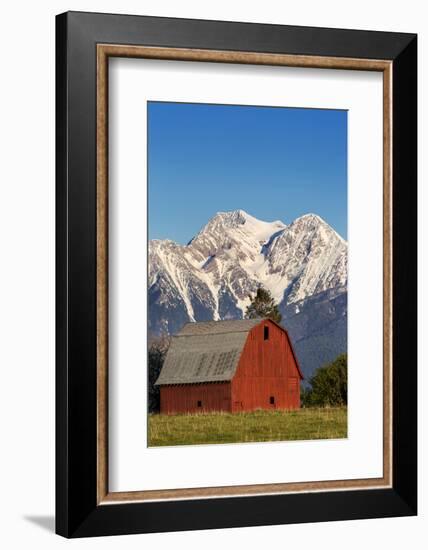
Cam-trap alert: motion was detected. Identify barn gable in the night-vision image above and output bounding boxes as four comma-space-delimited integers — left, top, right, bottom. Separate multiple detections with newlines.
154, 319, 261, 385
265, 319, 305, 380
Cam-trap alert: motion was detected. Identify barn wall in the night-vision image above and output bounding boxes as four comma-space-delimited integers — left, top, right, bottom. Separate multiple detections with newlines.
160, 382, 231, 414
231, 320, 301, 411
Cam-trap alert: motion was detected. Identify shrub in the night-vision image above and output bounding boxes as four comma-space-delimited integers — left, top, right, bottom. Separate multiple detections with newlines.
302, 353, 347, 407
148, 336, 170, 413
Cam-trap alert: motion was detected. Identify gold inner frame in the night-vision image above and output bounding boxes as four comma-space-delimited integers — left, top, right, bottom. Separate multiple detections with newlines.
96, 44, 393, 504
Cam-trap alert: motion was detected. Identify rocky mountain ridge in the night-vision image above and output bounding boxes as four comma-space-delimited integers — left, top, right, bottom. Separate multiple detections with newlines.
149, 209, 347, 379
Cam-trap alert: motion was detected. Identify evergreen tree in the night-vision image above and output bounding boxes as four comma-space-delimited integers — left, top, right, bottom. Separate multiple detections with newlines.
245, 287, 282, 323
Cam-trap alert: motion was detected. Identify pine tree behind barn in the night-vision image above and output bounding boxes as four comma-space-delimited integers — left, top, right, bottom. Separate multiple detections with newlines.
155, 319, 303, 414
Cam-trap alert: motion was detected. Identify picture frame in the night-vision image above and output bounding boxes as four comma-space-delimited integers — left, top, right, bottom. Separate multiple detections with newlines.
56, 11, 417, 538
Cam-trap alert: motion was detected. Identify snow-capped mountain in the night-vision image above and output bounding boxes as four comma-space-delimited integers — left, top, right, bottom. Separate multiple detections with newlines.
149, 209, 348, 378
149, 210, 346, 329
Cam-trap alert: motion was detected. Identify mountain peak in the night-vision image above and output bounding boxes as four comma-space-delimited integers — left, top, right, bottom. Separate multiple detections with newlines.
293, 213, 326, 225
191, 209, 287, 249
289, 213, 345, 242
214, 209, 248, 226
207, 209, 286, 232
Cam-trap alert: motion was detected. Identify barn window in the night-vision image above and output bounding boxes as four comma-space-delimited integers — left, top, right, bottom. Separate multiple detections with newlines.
197, 400, 202, 407
269, 396, 275, 405
264, 326, 269, 340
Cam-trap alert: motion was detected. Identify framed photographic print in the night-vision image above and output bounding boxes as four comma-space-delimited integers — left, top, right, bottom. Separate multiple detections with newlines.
56, 11, 417, 538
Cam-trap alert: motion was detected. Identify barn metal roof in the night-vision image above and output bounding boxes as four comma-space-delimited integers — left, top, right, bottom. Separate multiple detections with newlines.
177, 319, 261, 336
154, 319, 262, 385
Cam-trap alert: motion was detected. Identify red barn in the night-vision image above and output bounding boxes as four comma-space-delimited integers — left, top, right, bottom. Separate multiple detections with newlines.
155, 318, 303, 414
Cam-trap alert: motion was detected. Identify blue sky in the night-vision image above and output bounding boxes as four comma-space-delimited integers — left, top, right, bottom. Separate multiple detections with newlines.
148, 102, 347, 242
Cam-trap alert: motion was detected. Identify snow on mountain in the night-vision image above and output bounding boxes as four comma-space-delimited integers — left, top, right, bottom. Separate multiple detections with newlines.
188, 210, 286, 258
266, 213, 347, 304
148, 209, 347, 338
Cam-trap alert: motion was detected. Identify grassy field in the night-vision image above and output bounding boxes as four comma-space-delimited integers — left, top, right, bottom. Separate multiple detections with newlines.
148, 407, 347, 447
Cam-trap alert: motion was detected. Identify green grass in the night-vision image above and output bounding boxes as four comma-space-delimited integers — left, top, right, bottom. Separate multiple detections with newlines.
148, 407, 347, 447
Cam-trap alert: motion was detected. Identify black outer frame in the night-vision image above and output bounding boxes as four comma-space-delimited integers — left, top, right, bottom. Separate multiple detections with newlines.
56, 11, 417, 538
